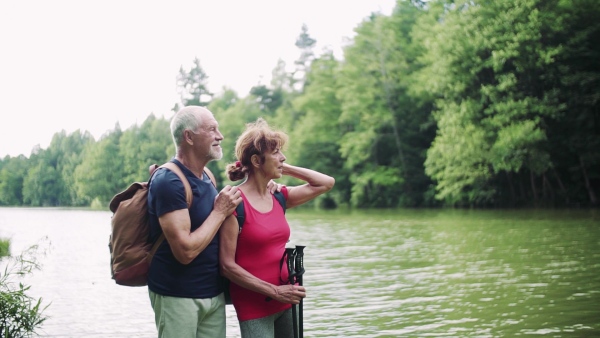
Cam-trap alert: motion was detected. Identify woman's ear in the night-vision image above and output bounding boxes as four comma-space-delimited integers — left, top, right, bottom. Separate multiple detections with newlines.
251, 154, 261, 168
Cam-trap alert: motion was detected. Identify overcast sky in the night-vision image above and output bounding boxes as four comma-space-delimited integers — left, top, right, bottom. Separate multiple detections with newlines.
0, 0, 396, 158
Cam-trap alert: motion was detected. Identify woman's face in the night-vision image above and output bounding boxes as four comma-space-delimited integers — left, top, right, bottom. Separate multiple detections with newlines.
261, 147, 286, 179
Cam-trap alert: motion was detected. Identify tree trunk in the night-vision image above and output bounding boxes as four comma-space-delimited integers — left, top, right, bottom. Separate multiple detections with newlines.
374, 20, 407, 170
506, 171, 516, 207
579, 155, 598, 205
552, 168, 569, 204
519, 171, 527, 203
542, 173, 547, 202
542, 173, 555, 206
530, 169, 538, 207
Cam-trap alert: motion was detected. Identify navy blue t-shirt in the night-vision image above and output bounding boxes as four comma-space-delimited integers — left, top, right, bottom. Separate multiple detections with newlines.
147, 159, 221, 298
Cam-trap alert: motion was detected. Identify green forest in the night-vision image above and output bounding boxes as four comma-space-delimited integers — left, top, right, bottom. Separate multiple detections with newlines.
0, 0, 598, 209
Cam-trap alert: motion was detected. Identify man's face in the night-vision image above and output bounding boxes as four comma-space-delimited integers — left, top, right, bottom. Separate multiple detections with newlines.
191, 111, 223, 161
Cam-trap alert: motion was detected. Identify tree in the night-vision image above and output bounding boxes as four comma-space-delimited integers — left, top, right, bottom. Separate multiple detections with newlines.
545, 0, 600, 206
22, 162, 64, 206
176, 57, 213, 107
208, 88, 240, 113
118, 114, 173, 186
421, 0, 600, 206
270, 58, 293, 92
271, 25, 319, 139
0, 155, 28, 206
73, 125, 124, 206
49, 129, 95, 205
209, 96, 268, 184
284, 52, 346, 207
291, 24, 317, 91
249, 85, 284, 114
337, 2, 434, 207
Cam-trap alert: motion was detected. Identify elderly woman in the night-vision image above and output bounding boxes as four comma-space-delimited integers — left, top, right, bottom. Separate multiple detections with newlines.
219, 118, 335, 338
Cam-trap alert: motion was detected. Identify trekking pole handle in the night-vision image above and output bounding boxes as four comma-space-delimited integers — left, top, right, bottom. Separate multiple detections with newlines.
285, 243, 296, 284
294, 244, 306, 279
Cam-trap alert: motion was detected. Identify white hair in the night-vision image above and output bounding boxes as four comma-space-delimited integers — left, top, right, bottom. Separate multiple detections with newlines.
170, 106, 205, 149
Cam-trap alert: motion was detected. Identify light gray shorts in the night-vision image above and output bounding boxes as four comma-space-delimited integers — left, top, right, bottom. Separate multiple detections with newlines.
149, 290, 226, 338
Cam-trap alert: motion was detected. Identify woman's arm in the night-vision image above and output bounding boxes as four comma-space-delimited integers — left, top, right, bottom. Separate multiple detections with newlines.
219, 215, 305, 304
282, 163, 335, 209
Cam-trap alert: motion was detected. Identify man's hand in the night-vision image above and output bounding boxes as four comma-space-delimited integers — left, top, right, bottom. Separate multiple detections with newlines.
214, 185, 242, 216
267, 180, 283, 194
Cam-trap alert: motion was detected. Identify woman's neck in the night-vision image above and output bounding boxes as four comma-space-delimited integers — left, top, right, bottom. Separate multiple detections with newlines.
240, 173, 270, 196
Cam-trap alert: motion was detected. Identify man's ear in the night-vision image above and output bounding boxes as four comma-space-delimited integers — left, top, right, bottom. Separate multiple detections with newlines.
184, 130, 194, 145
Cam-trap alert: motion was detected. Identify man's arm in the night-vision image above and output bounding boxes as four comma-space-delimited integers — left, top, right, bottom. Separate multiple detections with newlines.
160, 185, 241, 264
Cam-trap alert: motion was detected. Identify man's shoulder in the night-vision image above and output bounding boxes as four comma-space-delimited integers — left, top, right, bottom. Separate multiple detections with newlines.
150, 168, 185, 196
153, 166, 179, 182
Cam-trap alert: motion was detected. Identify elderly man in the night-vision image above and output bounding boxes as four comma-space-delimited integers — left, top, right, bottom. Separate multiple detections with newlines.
147, 106, 241, 337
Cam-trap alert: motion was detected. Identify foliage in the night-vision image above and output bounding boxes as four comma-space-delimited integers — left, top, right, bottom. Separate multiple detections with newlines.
0, 2, 598, 208
53, 130, 96, 206
285, 52, 347, 207
176, 57, 213, 107
291, 24, 317, 91
337, 2, 436, 207
73, 126, 124, 206
0, 238, 50, 338
118, 114, 173, 185
0, 156, 27, 206
210, 95, 274, 184
420, 0, 600, 207
22, 162, 64, 207
0, 239, 8, 258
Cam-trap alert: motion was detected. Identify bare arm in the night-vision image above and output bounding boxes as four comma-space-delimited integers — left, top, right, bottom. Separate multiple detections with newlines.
219, 215, 305, 304
283, 163, 335, 209
160, 185, 241, 265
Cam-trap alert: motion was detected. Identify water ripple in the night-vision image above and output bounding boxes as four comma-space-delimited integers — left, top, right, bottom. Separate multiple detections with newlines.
1, 208, 599, 337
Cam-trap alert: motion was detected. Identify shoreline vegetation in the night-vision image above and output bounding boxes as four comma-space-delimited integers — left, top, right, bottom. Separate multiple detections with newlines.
0, 237, 49, 337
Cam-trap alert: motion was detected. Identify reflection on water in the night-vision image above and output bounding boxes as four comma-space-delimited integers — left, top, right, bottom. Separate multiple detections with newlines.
0, 208, 599, 337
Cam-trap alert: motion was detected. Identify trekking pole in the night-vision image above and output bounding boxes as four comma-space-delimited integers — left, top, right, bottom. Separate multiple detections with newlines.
285, 242, 299, 338
294, 244, 306, 338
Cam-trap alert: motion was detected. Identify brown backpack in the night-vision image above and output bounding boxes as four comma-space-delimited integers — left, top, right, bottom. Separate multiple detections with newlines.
108, 162, 192, 286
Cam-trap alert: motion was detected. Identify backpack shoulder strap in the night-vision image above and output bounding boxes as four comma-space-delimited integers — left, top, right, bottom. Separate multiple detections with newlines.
235, 201, 245, 233
203, 166, 217, 188
273, 190, 286, 214
160, 162, 193, 207
148, 162, 193, 255
235, 189, 287, 233
148, 164, 159, 177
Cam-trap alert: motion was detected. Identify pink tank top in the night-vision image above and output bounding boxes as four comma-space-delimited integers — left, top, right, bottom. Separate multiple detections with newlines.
231, 186, 292, 321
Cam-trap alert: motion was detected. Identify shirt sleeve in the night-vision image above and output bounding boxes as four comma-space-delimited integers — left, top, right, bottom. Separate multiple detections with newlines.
281, 185, 288, 200
152, 168, 188, 217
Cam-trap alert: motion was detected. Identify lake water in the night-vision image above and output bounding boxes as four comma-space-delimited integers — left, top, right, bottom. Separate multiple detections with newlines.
0, 207, 599, 337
